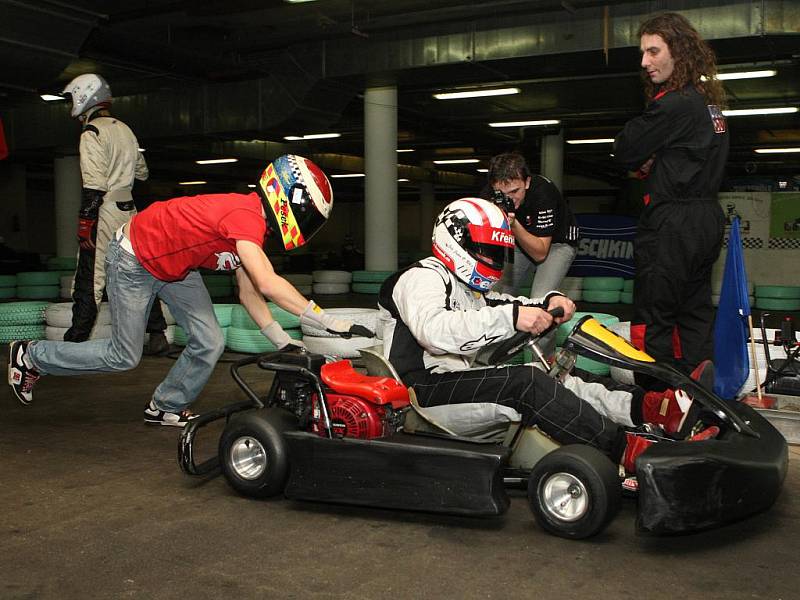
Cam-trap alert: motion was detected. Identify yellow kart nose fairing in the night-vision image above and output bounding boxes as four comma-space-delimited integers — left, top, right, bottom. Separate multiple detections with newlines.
577, 318, 654, 363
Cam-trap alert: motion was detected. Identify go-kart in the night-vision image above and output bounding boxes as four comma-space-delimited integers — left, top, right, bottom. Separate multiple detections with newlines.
178, 315, 788, 539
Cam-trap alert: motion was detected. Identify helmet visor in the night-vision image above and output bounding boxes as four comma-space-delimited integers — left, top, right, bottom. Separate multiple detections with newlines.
468, 223, 514, 270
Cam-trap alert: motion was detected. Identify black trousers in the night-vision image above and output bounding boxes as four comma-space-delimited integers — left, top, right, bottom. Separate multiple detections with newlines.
405, 365, 627, 462
633, 200, 724, 379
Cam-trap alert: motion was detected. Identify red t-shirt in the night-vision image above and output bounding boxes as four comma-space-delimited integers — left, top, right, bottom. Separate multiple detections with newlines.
129, 192, 266, 281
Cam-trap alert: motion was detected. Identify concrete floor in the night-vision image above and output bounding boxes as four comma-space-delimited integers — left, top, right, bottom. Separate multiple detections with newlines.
2, 300, 799, 600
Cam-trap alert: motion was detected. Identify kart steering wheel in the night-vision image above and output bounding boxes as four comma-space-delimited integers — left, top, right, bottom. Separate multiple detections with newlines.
486, 307, 565, 365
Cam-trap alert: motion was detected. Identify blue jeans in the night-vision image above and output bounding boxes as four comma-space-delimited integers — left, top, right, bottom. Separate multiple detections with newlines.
28, 235, 225, 412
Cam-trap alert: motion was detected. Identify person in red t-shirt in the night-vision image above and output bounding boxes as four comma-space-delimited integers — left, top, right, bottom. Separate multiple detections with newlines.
9, 155, 372, 426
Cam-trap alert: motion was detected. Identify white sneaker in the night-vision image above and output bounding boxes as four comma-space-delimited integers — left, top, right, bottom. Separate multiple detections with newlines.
143, 401, 197, 427
8, 341, 40, 406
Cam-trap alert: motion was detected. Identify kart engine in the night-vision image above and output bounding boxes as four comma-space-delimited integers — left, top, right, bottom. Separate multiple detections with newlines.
312, 393, 391, 439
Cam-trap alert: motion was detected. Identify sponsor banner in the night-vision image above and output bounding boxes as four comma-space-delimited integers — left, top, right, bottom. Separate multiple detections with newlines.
769, 192, 800, 242
718, 192, 770, 247
568, 214, 636, 277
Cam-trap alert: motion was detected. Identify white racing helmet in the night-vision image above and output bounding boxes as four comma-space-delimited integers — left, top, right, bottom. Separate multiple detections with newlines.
432, 197, 514, 291
61, 74, 112, 118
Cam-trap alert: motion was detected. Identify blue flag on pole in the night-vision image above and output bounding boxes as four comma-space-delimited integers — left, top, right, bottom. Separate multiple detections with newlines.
713, 217, 751, 400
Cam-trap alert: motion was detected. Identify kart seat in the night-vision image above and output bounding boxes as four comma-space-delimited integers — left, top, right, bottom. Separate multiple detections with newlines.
358, 346, 521, 439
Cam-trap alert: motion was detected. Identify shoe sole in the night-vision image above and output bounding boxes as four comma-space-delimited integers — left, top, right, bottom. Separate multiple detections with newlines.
143, 417, 189, 427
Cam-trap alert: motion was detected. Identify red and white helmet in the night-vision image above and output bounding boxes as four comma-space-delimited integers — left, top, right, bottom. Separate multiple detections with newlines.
432, 197, 514, 291
61, 74, 112, 118
256, 154, 333, 251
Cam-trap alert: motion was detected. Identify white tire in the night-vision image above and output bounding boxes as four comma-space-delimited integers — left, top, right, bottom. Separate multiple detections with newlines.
45, 302, 112, 327
312, 282, 350, 295
312, 270, 352, 284
60, 286, 72, 299
296, 284, 312, 295
300, 308, 379, 338
284, 273, 313, 286
303, 334, 377, 359
46, 324, 112, 341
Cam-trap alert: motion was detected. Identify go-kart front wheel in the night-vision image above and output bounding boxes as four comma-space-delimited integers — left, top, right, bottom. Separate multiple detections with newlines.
527, 445, 621, 539
219, 408, 294, 499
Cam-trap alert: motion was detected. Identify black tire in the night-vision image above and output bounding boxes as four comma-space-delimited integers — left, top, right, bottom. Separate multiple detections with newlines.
527, 445, 621, 539
219, 408, 294, 499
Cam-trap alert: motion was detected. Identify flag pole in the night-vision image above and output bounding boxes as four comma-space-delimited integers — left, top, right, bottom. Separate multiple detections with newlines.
747, 314, 762, 402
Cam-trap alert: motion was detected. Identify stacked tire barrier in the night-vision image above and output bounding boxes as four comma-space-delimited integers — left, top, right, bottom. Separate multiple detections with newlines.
351, 270, 393, 295
44, 301, 111, 340
754, 285, 800, 311
558, 277, 583, 302
554, 311, 621, 376
16, 271, 61, 300
0, 301, 49, 343
620, 279, 634, 305
226, 303, 302, 353
0, 275, 16, 299
312, 270, 352, 295
301, 307, 380, 358
46, 256, 78, 272
201, 273, 235, 300
581, 277, 624, 304
283, 273, 313, 295
172, 302, 233, 347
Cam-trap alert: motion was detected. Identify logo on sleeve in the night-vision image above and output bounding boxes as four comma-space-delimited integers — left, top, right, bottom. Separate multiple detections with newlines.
708, 105, 727, 134
215, 251, 241, 271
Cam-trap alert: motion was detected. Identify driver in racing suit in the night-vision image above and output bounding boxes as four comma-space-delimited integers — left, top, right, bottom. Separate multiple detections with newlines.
378, 198, 717, 473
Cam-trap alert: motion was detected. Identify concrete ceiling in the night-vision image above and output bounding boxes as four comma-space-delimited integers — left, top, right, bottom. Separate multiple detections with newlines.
1, 0, 798, 201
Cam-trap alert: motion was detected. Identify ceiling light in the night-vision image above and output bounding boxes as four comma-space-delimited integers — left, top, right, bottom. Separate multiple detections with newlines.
566, 138, 615, 145
179, 180, 206, 185
433, 159, 480, 164
702, 69, 777, 81
397, 149, 415, 153
489, 120, 560, 128
434, 87, 520, 100
284, 133, 341, 141
138, 148, 145, 152
398, 178, 410, 182
722, 107, 798, 116
195, 158, 238, 165
476, 168, 488, 173
247, 184, 257, 188
330, 173, 365, 178
754, 148, 800, 154
40, 94, 64, 102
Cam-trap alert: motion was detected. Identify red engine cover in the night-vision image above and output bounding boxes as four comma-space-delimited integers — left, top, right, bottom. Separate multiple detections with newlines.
313, 393, 386, 439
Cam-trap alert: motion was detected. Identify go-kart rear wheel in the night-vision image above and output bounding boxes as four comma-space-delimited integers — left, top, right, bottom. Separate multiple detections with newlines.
219, 408, 294, 499
527, 445, 621, 539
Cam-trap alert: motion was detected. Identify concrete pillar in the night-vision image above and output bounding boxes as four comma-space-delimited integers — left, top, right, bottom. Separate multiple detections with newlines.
540, 131, 564, 192
54, 155, 82, 257
364, 85, 398, 271
419, 180, 435, 252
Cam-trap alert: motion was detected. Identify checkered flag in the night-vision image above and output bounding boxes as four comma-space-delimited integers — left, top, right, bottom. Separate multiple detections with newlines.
436, 206, 468, 243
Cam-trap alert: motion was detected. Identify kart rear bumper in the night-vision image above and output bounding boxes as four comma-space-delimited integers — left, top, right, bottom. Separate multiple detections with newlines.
636, 402, 788, 534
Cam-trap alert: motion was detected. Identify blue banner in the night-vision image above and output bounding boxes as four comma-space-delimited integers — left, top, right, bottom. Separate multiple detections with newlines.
568, 214, 636, 278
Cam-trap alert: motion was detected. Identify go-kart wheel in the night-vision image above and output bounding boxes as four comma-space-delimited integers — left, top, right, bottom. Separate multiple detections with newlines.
219, 408, 294, 499
527, 445, 621, 539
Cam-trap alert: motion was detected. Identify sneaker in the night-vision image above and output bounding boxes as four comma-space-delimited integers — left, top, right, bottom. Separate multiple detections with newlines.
143, 401, 197, 427
641, 360, 715, 437
143, 332, 170, 356
622, 425, 721, 473
8, 341, 40, 406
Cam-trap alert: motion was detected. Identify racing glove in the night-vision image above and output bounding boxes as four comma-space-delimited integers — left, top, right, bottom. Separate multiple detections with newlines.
300, 300, 375, 339
77, 218, 97, 250
261, 321, 305, 351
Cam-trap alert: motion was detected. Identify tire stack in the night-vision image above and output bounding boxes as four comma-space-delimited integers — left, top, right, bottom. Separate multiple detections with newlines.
44, 301, 112, 340
620, 279, 634, 304
559, 277, 583, 302
59, 274, 74, 299
15, 271, 61, 300
754, 285, 800, 312
173, 302, 233, 347
301, 307, 380, 358
553, 312, 621, 376
226, 303, 302, 354
0, 301, 49, 343
0, 275, 16, 299
202, 273, 235, 300
581, 277, 624, 304
351, 270, 393, 295
46, 256, 78, 272
312, 270, 352, 295
283, 273, 313, 295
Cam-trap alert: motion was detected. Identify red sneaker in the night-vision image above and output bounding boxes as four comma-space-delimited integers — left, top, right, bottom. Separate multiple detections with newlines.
641, 360, 714, 436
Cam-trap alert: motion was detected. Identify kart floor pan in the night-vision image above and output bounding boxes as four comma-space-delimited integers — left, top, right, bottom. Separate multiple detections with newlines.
755, 394, 800, 445
283, 431, 511, 516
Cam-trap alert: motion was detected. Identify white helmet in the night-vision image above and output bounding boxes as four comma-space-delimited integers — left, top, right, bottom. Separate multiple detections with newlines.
432, 197, 514, 291
61, 74, 112, 118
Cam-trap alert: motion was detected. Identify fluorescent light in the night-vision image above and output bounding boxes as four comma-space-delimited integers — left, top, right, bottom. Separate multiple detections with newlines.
702, 70, 777, 81
489, 120, 560, 128
566, 138, 615, 145
433, 159, 480, 164
195, 158, 238, 165
40, 94, 64, 101
330, 173, 365, 178
179, 180, 206, 185
754, 148, 800, 154
247, 184, 257, 188
722, 107, 798, 116
138, 148, 146, 152
398, 178, 410, 182
477, 168, 489, 173
397, 149, 415, 153
434, 87, 520, 100
283, 133, 341, 141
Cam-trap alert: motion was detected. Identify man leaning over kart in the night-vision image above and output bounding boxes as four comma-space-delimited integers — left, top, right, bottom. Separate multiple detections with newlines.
8, 155, 372, 426
378, 197, 717, 474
